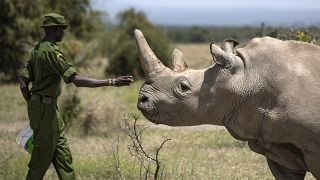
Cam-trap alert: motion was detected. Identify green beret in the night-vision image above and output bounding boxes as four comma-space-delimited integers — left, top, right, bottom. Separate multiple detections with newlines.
40, 13, 68, 29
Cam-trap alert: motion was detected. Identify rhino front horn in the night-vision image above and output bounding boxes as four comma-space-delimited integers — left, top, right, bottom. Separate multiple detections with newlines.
134, 29, 165, 78
170, 49, 188, 72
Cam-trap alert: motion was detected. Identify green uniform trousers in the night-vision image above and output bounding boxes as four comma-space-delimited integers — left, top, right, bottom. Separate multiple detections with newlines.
26, 94, 75, 180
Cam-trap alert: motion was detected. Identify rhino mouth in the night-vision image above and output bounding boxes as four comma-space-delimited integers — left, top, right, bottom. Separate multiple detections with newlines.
137, 94, 159, 123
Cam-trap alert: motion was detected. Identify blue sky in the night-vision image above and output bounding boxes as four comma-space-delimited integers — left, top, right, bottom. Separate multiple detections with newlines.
91, 0, 320, 26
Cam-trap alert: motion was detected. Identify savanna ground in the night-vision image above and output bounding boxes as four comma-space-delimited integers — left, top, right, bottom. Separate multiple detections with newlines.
0, 43, 315, 179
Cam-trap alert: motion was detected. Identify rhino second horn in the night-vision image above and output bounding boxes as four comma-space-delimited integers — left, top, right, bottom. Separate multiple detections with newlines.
134, 29, 165, 77
221, 39, 239, 54
170, 49, 188, 72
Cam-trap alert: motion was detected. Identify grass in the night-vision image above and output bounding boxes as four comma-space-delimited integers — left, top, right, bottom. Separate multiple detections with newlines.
0, 44, 316, 179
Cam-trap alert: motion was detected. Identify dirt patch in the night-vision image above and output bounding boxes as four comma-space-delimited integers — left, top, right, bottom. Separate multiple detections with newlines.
147, 124, 225, 131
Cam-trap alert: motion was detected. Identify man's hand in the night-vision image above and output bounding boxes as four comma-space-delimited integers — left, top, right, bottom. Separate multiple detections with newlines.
19, 77, 31, 102
114, 76, 133, 86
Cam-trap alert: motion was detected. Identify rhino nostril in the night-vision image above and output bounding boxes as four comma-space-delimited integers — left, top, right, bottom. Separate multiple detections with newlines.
137, 95, 150, 111
141, 96, 148, 103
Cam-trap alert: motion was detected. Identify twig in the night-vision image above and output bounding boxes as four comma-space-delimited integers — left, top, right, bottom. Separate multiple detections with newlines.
121, 113, 171, 179
154, 138, 171, 179
103, 136, 125, 180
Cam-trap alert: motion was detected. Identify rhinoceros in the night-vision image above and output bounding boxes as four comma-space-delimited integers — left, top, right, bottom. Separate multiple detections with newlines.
134, 29, 320, 179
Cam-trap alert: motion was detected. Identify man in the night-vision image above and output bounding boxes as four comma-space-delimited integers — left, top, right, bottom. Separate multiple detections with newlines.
19, 13, 133, 180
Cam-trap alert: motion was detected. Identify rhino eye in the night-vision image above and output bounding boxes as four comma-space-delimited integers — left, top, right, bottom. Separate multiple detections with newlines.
180, 82, 191, 92
174, 78, 192, 98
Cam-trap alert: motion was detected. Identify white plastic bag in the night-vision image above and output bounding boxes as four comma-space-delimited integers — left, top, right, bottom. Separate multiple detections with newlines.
16, 124, 34, 154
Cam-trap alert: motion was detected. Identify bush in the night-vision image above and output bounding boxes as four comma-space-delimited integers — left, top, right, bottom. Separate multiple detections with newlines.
269, 27, 320, 45
105, 8, 172, 78
60, 87, 82, 130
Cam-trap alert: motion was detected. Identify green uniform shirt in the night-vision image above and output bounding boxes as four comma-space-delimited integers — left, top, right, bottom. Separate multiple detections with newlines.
22, 40, 77, 97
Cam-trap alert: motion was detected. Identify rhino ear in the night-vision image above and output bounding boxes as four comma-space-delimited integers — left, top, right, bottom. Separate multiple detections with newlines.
170, 49, 188, 72
221, 39, 239, 53
210, 42, 235, 69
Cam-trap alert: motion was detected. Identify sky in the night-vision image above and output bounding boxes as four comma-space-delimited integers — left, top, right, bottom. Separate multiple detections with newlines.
91, 0, 320, 27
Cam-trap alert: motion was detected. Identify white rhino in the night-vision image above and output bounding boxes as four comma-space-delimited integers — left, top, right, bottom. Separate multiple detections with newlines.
134, 29, 320, 179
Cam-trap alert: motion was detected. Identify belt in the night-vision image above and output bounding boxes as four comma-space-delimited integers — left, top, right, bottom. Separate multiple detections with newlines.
31, 94, 57, 104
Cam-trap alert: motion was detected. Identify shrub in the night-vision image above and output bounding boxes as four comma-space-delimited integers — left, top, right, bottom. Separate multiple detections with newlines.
269, 27, 320, 45
106, 113, 171, 179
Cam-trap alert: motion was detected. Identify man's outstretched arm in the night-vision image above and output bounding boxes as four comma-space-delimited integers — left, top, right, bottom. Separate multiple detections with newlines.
70, 74, 133, 87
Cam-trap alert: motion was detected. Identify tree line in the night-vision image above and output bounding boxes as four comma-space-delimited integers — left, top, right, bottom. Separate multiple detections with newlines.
165, 25, 320, 44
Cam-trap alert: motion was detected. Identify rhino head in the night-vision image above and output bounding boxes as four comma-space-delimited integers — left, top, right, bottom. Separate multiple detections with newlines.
135, 29, 244, 126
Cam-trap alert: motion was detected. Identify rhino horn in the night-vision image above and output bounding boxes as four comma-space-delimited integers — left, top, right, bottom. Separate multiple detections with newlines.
221, 39, 239, 53
134, 29, 165, 78
170, 49, 188, 72
210, 42, 235, 68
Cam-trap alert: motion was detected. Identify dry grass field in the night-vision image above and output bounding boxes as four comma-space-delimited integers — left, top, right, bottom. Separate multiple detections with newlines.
175, 43, 213, 69
0, 43, 315, 179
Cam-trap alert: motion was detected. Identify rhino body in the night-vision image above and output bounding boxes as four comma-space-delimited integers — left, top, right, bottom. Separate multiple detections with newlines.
135, 29, 320, 179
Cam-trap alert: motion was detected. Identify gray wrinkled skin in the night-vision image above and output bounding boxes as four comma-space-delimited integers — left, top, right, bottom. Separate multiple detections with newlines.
135, 29, 320, 179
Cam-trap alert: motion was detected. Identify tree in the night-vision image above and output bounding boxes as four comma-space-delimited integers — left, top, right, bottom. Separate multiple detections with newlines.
0, 0, 43, 82
105, 8, 172, 78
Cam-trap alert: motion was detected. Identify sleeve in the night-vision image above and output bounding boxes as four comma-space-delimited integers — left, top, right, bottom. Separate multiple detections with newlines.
20, 49, 34, 81
46, 50, 77, 84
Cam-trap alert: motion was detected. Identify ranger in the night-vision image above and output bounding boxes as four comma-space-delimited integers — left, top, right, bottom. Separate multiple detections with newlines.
19, 13, 133, 180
